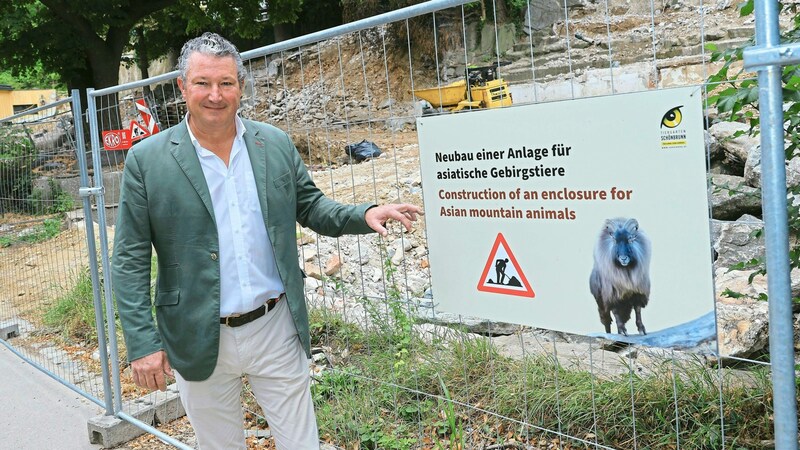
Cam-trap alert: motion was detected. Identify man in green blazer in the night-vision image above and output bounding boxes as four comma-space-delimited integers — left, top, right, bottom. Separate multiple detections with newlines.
111, 32, 422, 450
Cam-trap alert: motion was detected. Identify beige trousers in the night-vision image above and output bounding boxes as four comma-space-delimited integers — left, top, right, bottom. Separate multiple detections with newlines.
174, 299, 319, 449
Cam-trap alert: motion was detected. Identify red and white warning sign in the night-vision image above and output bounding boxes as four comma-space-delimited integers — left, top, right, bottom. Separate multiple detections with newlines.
101, 98, 160, 150
135, 98, 160, 135
477, 233, 535, 298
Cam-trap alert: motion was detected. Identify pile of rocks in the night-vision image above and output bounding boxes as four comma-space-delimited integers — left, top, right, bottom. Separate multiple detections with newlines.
246, 50, 415, 134
708, 120, 800, 359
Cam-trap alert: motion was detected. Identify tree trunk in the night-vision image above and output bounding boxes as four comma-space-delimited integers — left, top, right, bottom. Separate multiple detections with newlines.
273, 23, 294, 42
92, 61, 124, 132
86, 28, 129, 132
135, 26, 152, 98
494, 0, 508, 23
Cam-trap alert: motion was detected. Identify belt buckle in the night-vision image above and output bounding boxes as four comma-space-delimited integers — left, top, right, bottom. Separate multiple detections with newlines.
225, 313, 242, 327
268, 294, 282, 311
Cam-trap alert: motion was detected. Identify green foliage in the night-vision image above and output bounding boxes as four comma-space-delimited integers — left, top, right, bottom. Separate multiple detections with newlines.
309, 305, 365, 349
317, 242, 417, 370
20, 218, 62, 243
0, 62, 63, 90
0, 217, 62, 248
505, 0, 536, 19
356, 420, 417, 450
44, 269, 97, 342
707, 0, 800, 302
27, 179, 75, 216
312, 367, 360, 402
51, 189, 76, 215
0, 126, 36, 214
0, 0, 309, 93
341, 0, 425, 22
180, 0, 302, 35
381, 247, 415, 370
433, 374, 465, 450
0, 1, 91, 89
0, 175, 72, 247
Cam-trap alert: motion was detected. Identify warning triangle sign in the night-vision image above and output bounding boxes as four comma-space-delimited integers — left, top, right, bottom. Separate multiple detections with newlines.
477, 233, 535, 298
129, 120, 150, 141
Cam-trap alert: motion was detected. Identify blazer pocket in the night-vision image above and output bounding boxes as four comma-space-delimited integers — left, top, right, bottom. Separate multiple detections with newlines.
272, 171, 293, 196
155, 289, 180, 306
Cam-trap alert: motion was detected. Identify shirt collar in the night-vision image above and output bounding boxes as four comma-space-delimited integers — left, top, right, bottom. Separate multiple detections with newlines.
185, 113, 247, 156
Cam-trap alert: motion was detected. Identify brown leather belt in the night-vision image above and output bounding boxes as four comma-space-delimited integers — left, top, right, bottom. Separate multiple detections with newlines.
220, 294, 283, 327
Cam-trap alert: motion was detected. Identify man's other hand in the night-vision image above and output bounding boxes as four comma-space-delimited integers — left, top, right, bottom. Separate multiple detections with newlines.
131, 350, 173, 392
365, 203, 424, 237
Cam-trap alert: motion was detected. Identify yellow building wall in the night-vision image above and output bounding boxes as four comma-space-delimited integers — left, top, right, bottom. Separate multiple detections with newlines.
0, 91, 13, 118
0, 89, 58, 119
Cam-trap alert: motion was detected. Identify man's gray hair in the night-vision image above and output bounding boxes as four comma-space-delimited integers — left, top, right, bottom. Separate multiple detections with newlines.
177, 32, 246, 82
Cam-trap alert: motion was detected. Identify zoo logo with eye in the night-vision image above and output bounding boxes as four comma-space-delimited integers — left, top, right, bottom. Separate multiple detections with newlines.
660, 105, 688, 149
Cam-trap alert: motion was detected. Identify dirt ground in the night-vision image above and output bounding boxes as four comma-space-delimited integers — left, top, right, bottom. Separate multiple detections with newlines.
0, 223, 92, 322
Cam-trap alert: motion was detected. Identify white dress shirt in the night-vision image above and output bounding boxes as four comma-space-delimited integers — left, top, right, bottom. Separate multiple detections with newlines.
186, 115, 285, 316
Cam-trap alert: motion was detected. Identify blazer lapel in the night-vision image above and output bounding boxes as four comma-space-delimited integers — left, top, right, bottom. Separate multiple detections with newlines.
244, 124, 270, 224
169, 122, 216, 220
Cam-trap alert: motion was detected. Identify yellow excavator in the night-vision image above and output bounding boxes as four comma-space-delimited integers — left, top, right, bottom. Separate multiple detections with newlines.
413, 63, 513, 113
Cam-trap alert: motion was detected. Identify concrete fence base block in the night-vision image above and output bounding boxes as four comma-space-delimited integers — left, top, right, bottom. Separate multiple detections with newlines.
128, 383, 185, 424
87, 383, 185, 448
87, 410, 155, 448
0, 324, 19, 340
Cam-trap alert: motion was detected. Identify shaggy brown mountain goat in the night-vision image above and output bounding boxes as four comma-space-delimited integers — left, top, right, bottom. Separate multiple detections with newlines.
589, 218, 652, 336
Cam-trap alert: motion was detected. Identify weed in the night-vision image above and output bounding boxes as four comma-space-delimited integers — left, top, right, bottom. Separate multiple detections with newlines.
10, 217, 63, 246
312, 367, 361, 402
707, 0, 800, 301
357, 420, 416, 450
0, 127, 36, 214
51, 189, 75, 214
28, 179, 75, 215
433, 374, 465, 450
43, 269, 98, 342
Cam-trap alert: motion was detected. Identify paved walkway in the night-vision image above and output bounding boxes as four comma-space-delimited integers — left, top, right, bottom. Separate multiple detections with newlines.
0, 343, 104, 449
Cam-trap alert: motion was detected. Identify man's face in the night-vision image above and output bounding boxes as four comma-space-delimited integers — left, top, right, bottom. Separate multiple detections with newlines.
177, 53, 242, 131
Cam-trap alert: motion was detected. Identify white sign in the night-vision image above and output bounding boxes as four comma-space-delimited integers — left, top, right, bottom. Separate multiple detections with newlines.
418, 87, 715, 344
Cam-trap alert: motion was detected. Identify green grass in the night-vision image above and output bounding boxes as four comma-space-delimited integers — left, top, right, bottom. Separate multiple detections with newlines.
0, 217, 63, 248
309, 304, 775, 449
43, 269, 98, 342
41, 257, 158, 357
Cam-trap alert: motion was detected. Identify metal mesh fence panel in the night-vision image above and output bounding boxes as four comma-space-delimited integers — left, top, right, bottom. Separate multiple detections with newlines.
0, 94, 110, 411
63, 0, 796, 448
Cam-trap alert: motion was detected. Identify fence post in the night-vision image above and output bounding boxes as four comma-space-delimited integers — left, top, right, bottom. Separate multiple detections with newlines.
85, 88, 124, 414
746, 1, 799, 449
72, 89, 115, 416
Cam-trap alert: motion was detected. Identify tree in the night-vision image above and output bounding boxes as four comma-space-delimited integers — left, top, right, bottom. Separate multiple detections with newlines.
0, 0, 306, 96
0, 1, 173, 93
0, 0, 178, 128
127, 10, 192, 98
0, 63, 62, 90
0, 0, 312, 131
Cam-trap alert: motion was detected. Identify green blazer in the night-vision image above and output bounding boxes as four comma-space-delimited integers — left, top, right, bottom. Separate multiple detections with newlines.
111, 119, 374, 381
